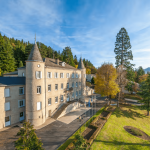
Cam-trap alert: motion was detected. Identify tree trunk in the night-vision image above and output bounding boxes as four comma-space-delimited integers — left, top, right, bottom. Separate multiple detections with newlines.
109, 95, 111, 106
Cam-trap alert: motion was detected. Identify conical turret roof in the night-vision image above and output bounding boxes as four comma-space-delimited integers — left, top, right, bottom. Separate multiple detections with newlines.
27, 42, 43, 62
78, 57, 85, 69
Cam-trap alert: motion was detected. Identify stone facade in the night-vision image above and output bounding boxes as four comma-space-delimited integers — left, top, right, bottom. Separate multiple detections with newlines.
0, 42, 92, 129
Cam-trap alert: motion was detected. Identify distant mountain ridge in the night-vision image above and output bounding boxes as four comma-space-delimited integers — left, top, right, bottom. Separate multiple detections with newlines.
144, 67, 150, 73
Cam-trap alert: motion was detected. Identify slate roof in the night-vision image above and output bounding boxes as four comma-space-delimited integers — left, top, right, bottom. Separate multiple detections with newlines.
78, 58, 85, 69
0, 77, 25, 86
45, 57, 77, 70
3, 71, 18, 75
27, 42, 43, 62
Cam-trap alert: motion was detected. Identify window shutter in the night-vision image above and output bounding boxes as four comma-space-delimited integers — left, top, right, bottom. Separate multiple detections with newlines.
55, 73, 56, 78
23, 88, 24, 94
63, 73, 64, 78
69, 73, 70, 78
37, 102, 40, 110
36, 71, 37, 79
40, 71, 42, 78
5, 102, 10, 111
51, 72, 52, 78
18, 100, 20, 108
47, 72, 49, 78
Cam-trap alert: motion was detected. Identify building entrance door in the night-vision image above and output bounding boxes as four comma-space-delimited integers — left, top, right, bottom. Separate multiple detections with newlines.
20, 112, 24, 121
5, 116, 11, 127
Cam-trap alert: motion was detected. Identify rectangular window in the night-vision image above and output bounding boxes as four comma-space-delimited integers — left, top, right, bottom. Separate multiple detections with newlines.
76, 91, 78, 97
76, 73, 78, 78
18, 99, 25, 108
47, 72, 52, 78
48, 98, 51, 105
5, 102, 10, 111
4, 88, 10, 97
72, 92, 74, 98
55, 72, 58, 78
36, 71, 42, 79
48, 85, 51, 92
79, 74, 81, 78
72, 82, 74, 88
66, 73, 70, 78
19, 87, 24, 95
72, 73, 74, 78
76, 82, 78, 87
5, 116, 10, 126
22, 73, 24, 76
37, 102, 42, 110
67, 83, 69, 89
37, 86, 41, 94
61, 95, 63, 101
20, 112, 23, 117
60, 73, 64, 78
61, 83, 63, 89
55, 97, 58, 103
79, 82, 81, 86
79, 90, 81, 95
55, 84, 58, 90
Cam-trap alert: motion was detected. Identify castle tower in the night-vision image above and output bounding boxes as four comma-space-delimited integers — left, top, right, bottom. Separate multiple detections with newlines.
78, 57, 86, 100
25, 37, 46, 127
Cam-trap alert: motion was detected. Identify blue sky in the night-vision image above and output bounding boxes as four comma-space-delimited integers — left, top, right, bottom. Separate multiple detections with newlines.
0, 0, 150, 69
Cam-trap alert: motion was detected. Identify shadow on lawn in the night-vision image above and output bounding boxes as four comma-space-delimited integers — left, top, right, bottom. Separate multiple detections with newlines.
93, 140, 150, 150
112, 107, 147, 120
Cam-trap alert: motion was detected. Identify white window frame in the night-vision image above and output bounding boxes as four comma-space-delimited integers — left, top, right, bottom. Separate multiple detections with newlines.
37, 86, 41, 94
76, 73, 78, 78
76, 91, 78, 97
36, 71, 42, 79
72, 82, 74, 88
72, 73, 74, 78
55, 97, 58, 103
67, 83, 69, 89
47, 72, 52, 78
61, 95, 63, 101
60, 73, 64, 78
84, 74, 86, 78
55, 84, 58, 91
72, 92, 74, 98
48, 85, 51, 92
76, 82, 78, 87
55, 72, 58, 78
79, 74, 81, 78
5, 102, 10, 111
18, 99, 25, 108
48, 98, 51, 105
19, 87, 24, 95
61, 83, 63, 89
37, 102, 42, 110
4, 88, 10, 97
66, 73, 70, 78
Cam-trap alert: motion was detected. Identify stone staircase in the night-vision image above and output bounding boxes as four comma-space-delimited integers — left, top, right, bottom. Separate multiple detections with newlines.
52, 99, 85, 120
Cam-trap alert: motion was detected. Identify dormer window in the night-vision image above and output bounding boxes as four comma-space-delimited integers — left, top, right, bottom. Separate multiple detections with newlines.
62, 62, 66, 67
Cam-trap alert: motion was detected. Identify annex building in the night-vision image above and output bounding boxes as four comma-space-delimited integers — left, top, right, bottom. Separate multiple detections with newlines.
0, 40, 94, 130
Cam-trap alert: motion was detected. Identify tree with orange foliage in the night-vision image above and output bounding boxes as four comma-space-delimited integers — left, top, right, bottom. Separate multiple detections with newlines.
94, 63, 120, 105
139, 74, 148, 83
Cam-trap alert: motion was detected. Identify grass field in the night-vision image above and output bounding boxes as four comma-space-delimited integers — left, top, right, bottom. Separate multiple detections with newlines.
58, 107, 105, 150
91, 105, 150, 150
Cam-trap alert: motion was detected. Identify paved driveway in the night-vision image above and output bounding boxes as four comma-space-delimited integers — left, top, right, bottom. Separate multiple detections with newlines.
0, 97, 107, 150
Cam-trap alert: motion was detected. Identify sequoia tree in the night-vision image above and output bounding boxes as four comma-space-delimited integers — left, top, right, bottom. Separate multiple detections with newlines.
114, 27, 134, 69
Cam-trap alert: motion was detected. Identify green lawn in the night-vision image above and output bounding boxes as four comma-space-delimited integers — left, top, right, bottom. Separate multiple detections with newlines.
124, 94, 142, 100
58, 107, 105, 150
91, 105, 150, 150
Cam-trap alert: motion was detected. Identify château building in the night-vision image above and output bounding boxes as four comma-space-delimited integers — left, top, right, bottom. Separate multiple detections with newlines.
0, 39, 93, 130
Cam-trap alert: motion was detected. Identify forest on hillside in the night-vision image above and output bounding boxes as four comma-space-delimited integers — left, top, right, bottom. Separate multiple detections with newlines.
0, 33, 97, 75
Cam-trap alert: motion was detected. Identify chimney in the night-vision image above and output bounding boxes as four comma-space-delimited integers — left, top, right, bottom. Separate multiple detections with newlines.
55, 58, 59, 65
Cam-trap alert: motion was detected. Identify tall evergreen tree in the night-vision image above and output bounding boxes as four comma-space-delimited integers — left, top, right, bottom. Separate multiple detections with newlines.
62, 46, 75, 67
114, 27, 134, 68
0, 34, 15, 74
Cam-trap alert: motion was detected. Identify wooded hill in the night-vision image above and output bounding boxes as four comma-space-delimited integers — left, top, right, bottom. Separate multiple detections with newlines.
0, 33, 97, 75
